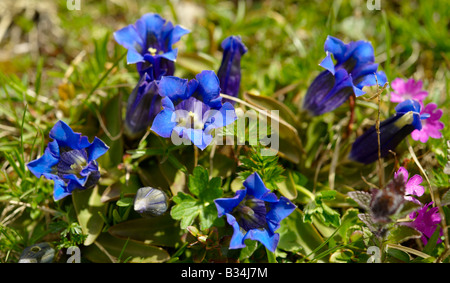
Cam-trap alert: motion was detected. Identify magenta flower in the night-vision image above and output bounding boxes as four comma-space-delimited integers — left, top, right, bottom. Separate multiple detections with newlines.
411, 103, 445, 143
390, 78, 428, 103
403, 202, 442, 245
394, 167, 424, 205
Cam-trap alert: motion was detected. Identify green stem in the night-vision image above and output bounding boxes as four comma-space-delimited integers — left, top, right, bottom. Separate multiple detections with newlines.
266, 247, 277, 263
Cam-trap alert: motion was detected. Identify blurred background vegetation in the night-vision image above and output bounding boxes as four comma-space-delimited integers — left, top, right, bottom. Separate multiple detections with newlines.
0, 0, 448, 262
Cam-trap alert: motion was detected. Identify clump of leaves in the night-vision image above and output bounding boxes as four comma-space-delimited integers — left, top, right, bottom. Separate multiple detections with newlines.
238, 146, 285, 191
48, 207, 87, 250
303, 190, 341, 228
171, 166, 224, 230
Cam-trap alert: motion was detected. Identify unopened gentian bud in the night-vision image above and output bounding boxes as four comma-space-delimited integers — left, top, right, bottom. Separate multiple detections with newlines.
19, 242, 55, 263
217, 36, 247, 104
124, 73, 162, 140
134, 187, 169, 217
349, 99, 429, 164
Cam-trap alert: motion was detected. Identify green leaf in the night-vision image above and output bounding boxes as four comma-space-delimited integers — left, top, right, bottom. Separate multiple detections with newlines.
277, 209, 326, 262
303, 190, 340, 227
387, 225, 421, 244
107, 214, 182, 247
239, 240, 259, 261
171, 192, 202, 229
72, 186, 108, 246
188, 166, 210, 198
97, 93, 124, 169
116, 197, 134, 207
422, 225, 442, 255
83, 233, 170, 263
170, 166, 223, 230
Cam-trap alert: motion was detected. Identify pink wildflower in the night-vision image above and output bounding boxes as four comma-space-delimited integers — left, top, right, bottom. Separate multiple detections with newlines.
390, 78, 428, 103
394, 167, 424, 205
411, 103, 445, 143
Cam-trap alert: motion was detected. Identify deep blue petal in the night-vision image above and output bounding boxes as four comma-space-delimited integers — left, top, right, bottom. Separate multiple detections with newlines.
395, 99, 422, 114
324, 36, 346, 63
49, 120, 91, 150
42, 173, 70, 201
243, 172, 278, 202
215, 189, 247, 217
304, 68, 356, 116
158, 76, 190, 102
266, 196, 296, 232
245, 228, 279, 253
27, 140, 59, 177
194, 70, 222, 109
319, 52, 336, 75
203, 102, 237, 132
347, 40, 375, 67
136, 13, 166, 45
86, 137, 109, 162
151, 108, 177, 138
175, 127, 212, 150
113, 25, 143, 52
127, 49, 145, 64
159, 49, 178, 62
63, 173, 89, 187
169, 25, 190, 47
226, 214, 247, 249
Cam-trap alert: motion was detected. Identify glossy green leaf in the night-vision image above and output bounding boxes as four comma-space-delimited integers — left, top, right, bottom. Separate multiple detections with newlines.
97, 93, 124, 168
277, 209, 326, 262
108, 214, 182, 247
83, 233, 170, 263
171, 166, 223, 230
387, 225, 421, 244
72, 186, 108, 246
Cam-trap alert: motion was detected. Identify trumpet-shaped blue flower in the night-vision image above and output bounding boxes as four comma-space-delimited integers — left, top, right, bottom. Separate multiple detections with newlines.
27, 121, 109, 201
151, 70, 237, 150
349, 99, 429, 164
217, 36, 247, 104
114, 13, 189, 77
214, 172, 296, 252
124, 73, 162, 139
303, 36, 387, 116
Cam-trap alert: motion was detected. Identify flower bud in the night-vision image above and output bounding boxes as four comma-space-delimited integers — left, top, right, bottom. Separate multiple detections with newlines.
349, 99, 428, 164
217, 36, 247, 104
124, 74, 162, 140
134, 187, 169, 217
19, 242, 55, 263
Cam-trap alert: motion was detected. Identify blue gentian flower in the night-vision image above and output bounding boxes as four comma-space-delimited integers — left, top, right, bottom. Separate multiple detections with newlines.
349, 99, 429, 164
114, 13, 189, 77
217, 36, 247, 104
214, 172, 296, 252
303, 36, 387, 116
124, 73, 162, 139
27, 121, 109, 201
151, 70, 237, 150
